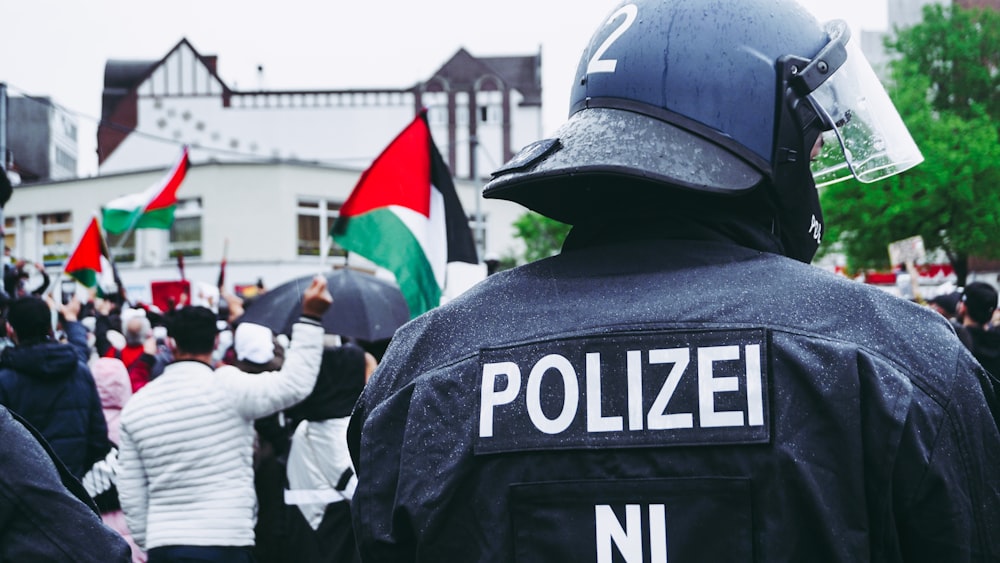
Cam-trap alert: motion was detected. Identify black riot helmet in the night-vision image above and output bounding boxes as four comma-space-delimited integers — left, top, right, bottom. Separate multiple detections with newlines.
484, 0, 922, 263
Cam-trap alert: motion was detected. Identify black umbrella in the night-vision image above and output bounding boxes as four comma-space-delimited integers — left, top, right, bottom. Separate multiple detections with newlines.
238, 268, 409, 342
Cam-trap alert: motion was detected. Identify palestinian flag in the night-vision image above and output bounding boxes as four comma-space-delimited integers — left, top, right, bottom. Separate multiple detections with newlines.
332, 112, 478, 318
64, 216, 112, 289
102, 145, 189, 235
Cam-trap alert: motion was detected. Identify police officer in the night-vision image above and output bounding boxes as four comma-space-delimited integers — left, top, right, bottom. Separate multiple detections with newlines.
348, 0, 1000, 561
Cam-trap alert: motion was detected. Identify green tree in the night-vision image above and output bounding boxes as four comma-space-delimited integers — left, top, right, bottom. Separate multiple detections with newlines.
891, 4, 999, 123
819, 5, 1000, 285
511, 212, 572, 263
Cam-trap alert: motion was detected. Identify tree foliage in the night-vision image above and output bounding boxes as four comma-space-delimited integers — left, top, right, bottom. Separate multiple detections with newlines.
511, 212, 572, 263
818, 5, 1000, 283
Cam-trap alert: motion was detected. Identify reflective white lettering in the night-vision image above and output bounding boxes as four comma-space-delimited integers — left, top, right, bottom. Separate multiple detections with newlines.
627, 350, 644, 430
480, 340, 767, 444
596, 505, 643, 563
595, 504, 668, 563
647, 348, 693, 430
745, 345, 764, 426
479, 362, 521, 438
585, 4, 639, 75
587, 352, 623, 432
698, 346, 744, 428
526, 354, 579, 434
649, 504, 668, 562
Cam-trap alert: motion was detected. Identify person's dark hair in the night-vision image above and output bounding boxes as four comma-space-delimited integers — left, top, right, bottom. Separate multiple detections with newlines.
6, 296, 52, 344
0, 165, 12, 207
962, 282, 998, 326
167, 306, 217, 355
929, 291, 962, 317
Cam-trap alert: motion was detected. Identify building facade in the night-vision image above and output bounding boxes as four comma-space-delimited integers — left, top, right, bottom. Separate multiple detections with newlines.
3, 94, 79, 183
3, 39, 543, 303
97, 38, 542, 183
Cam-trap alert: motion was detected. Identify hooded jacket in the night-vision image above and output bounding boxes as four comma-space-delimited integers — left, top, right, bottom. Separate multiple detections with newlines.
0, 321, 111, 478
349, 218, 1000, 562
92, 357, 133, 445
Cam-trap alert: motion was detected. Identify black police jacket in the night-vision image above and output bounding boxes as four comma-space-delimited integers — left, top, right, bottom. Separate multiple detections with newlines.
349, 238, 1000, 562
0, 405, 131, 562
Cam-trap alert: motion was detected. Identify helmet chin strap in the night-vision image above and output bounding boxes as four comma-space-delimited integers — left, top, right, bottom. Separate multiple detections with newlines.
770, 52, 832, 264
770, 152, 825, 264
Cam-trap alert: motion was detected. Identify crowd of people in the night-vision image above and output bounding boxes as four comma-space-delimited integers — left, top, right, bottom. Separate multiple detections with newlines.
928, 282, 1000, 379
0, 275, 375, 562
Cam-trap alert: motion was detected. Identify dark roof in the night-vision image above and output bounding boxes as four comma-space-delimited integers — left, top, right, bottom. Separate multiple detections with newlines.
480, 54, 542, 104
102, 59, 157, 119
424, 48, 542, 105
99, 39, 229, 164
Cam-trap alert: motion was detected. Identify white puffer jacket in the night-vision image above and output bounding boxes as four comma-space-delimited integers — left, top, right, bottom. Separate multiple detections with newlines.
118, 319, 324, 550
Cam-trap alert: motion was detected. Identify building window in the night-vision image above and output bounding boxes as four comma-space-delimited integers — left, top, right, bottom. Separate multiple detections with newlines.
105, 231, 136, 263
55, 146, 76, 172
427, 105, 448, 125
40, 212, 73, 266
468, 212, 487, 257
479, 105, 501, 124
297, 199, 346, 258
61, 115, 78, 141
4, 216, 19, 257
169, 198, 202, 258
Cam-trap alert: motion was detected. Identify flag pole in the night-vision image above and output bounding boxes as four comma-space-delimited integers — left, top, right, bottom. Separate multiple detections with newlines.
217, 237, 229, 290
110, 258, 129, 306
47, 211, 101, 301
108, 211, 142, 259
94, 212, 130, 306
107, 144, 189, 259
49, 212, 101, 300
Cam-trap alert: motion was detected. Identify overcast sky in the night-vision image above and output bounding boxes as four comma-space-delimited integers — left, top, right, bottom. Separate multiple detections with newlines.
0, 0, 887, 176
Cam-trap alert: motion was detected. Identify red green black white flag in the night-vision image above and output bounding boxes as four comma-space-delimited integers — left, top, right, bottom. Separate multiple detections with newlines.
63, 215, 114, 292
102, 145, 190, 235
331, 112, 478, 318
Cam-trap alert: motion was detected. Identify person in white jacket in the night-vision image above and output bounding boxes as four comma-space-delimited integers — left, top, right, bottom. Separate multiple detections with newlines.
282, 341, 376, 562
118, 275, 332, 563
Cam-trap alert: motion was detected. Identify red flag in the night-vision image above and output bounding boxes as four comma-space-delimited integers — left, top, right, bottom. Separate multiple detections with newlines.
64, 217, 107, 288
331, 111, 478, 317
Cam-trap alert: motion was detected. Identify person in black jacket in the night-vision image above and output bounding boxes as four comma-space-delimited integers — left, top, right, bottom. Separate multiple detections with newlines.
347, 1, 1000, 561
0, 295, 112, 478
958, 282, 1000, 378
928, 290, 974, 350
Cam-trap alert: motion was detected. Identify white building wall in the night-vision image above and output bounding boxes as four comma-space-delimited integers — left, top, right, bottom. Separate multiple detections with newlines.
510, 96, 543, 156
99, 42, 429, 174
473, 89, 504, 177
101, 95, 417, 175
49, 108, 79, 180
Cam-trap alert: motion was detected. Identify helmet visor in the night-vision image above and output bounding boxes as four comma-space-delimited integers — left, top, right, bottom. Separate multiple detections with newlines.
809, 30, 923, 187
